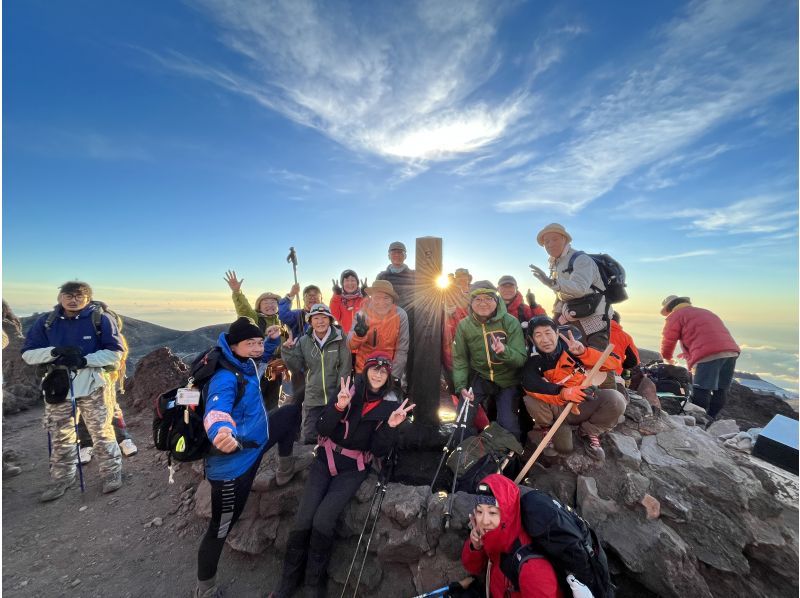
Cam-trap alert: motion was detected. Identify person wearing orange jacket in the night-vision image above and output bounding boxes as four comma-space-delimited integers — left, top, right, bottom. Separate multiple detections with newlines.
329, 269, 366, 334
347, 280, 410, 385
521, 316, 625, 461
462, 474, 564, 598
609, 312, 640, 376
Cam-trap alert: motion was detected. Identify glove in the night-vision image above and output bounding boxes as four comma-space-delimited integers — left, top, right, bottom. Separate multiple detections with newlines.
54, 353, 88, 370
526, 289, 537, 308
51, 346, 82, 357
331, 278, 342, 295
353, 313, 369, 337
559, 386, 586, 404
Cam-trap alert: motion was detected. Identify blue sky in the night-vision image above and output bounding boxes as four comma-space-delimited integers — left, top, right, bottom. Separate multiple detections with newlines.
3, 0, 798, 390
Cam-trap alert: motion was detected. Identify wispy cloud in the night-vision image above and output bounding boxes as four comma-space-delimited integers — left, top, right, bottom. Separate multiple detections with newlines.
640, 249, 718, 262
740, 344, 777, 351
495, 0, 796, 213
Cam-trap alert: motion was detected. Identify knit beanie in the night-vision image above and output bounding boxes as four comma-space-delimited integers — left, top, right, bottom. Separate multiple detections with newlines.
227, 317, 264, 346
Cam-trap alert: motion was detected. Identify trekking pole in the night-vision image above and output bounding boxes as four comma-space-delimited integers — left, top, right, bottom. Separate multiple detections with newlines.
67, 369, 86, 492
340, 450, 396, 598
286, 246, 301, 310
443, 390, 472, 530
410, 577, 474, 598
428, 396, 470, 494
514, 344, 615, 484
351, 450, 397, 597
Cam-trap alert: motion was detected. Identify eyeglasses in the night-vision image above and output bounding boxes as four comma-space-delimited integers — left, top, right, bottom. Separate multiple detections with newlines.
61, 293, 86, 301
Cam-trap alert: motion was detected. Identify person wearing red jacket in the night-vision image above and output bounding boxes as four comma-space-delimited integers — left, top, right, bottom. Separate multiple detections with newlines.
498, 275, 546, 326
462, 474, 564, 598
520, 316, 625, 461
660, 295, 740, 419
329, 269, 365, 334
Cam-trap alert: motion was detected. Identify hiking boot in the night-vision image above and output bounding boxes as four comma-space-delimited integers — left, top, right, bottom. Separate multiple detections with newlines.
276, 454, 312, 486
193, 583, 223, 598
119, 439, 138, 457
3, 461, 21, 478
39, 478, 76, 502
79, 446, 94, 464
102, 471, 123, 494
582, 434, 606, 462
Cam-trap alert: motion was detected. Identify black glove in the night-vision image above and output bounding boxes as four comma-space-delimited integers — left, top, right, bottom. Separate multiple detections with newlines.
526, 289, 537, 308
360, 277, 369, 294
331, 278, 342, 295
54, 353, 87, 370
51, 346, 82, 358
354, 313, 369, 337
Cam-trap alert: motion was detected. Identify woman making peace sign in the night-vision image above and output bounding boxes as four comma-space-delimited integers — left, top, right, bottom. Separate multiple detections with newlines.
270, 352, 415, 598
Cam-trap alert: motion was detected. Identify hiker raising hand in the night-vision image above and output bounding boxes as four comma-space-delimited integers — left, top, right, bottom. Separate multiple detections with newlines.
560, 329, 585, 355
265, 325, 282, 340
224, 270, 243, 293
336, 376, 352, 410
489, 332, 506, 355
282, 329, 297, 350
387, 398, 415, 428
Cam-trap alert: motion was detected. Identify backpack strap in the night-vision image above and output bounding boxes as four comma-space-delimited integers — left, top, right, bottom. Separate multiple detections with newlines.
563, 251, 605, 295
499, 538, 545, 591
44, 310, 59, 331
215, 359, 248, 407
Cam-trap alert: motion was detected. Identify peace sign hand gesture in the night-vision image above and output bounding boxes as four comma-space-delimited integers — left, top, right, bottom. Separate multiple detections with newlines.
489, 332, 506, 355
282, 329, 297, 350
265, 325, 282, 340
387, 398, 415, 428
559, 330, 585, 355
224, 270, 243, 293
336, 376, 352, 409
468, 513, 485, 550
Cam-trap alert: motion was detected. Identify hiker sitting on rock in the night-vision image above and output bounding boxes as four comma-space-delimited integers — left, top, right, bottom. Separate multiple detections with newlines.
194, 317, 305, 598
463, 474, 564, 598
330, 269, 366, 334
659, 295, 740, 420
270, 353, 414, 598
521, 316, 625, 462
347, 280, 410, 386
21, 281, 125, 502
281, 304, 353, 445
453, 281, 528, 439
530, 223, 611, 350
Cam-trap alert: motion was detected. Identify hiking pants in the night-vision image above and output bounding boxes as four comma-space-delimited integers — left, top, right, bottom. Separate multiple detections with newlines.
77, 397, 131, 446
524, 388, 627, 438
197, 403, 301, 581
459, 376, 521, 439
301, 405, 325, 445
293, 457, 369, 537
45, 385, 121, 482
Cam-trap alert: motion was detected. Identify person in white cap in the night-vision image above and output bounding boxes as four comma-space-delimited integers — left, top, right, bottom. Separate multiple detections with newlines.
282, 303, 353, 444
530, 223, 613, 357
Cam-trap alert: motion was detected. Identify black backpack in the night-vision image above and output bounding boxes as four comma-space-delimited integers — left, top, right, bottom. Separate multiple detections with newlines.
500, 489, 615, 598
648, 363, 692, 396
152, 347, 247, 463
564, 251, 628, 304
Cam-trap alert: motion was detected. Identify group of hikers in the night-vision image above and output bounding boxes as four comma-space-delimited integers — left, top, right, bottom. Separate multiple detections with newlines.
16, 223, 742, 598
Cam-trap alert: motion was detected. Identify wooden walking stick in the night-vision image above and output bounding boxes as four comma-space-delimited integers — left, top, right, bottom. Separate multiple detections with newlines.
514, 343, 615, 484
286, 246, 301, 310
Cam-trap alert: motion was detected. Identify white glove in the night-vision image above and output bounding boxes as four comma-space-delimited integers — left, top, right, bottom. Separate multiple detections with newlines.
566, 574, 595, 598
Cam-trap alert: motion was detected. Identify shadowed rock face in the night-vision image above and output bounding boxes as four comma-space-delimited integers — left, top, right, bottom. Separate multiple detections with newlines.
122, 347, 189, 412
2, 302, 39, 414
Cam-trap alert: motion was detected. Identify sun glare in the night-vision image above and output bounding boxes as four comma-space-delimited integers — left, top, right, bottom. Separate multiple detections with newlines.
436, 274, 450, 289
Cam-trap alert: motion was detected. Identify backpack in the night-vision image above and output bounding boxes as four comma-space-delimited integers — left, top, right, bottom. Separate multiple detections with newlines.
446, 422, 524, 475
499, 489, 615, 598
152, 347, 247, 464
564, 252, 628, 305
453, 451, 521, 494
45, 300, 129, 392
646, 363, 692, 396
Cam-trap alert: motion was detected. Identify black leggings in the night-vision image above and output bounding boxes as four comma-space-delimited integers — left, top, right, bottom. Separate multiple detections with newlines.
197, 404, 300, 581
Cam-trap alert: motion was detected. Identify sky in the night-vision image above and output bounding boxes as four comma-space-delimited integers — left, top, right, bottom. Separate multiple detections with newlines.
3, 0, 798, 391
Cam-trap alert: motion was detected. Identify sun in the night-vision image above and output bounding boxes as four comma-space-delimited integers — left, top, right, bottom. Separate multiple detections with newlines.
436, 274, 450, 289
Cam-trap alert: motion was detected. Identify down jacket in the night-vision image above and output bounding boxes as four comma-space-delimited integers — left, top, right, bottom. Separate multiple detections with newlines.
660, 303, 739, 369
282, 326, 352, 408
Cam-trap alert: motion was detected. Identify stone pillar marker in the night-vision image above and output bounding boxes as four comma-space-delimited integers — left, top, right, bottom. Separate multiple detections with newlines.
410, 236, 443, 424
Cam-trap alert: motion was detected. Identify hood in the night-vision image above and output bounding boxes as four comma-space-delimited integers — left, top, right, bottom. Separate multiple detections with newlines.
303, 324, 343, 344
54, 302, 98, 320
216, 332, 257, 377
479, 474, 526, 558
505, 291, 525, 312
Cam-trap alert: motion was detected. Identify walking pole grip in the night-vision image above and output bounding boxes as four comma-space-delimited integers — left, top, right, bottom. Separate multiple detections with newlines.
514, 344, 615, 484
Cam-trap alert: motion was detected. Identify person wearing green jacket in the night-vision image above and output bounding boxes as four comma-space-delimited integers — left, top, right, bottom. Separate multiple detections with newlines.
452, 281, 527, 438
224, 270, 288, 410
281, 304, 353, 444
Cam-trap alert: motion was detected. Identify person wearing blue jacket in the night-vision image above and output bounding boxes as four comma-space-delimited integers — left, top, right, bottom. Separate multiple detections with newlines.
22, 281, 125, 501
195, 317, 303, 598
